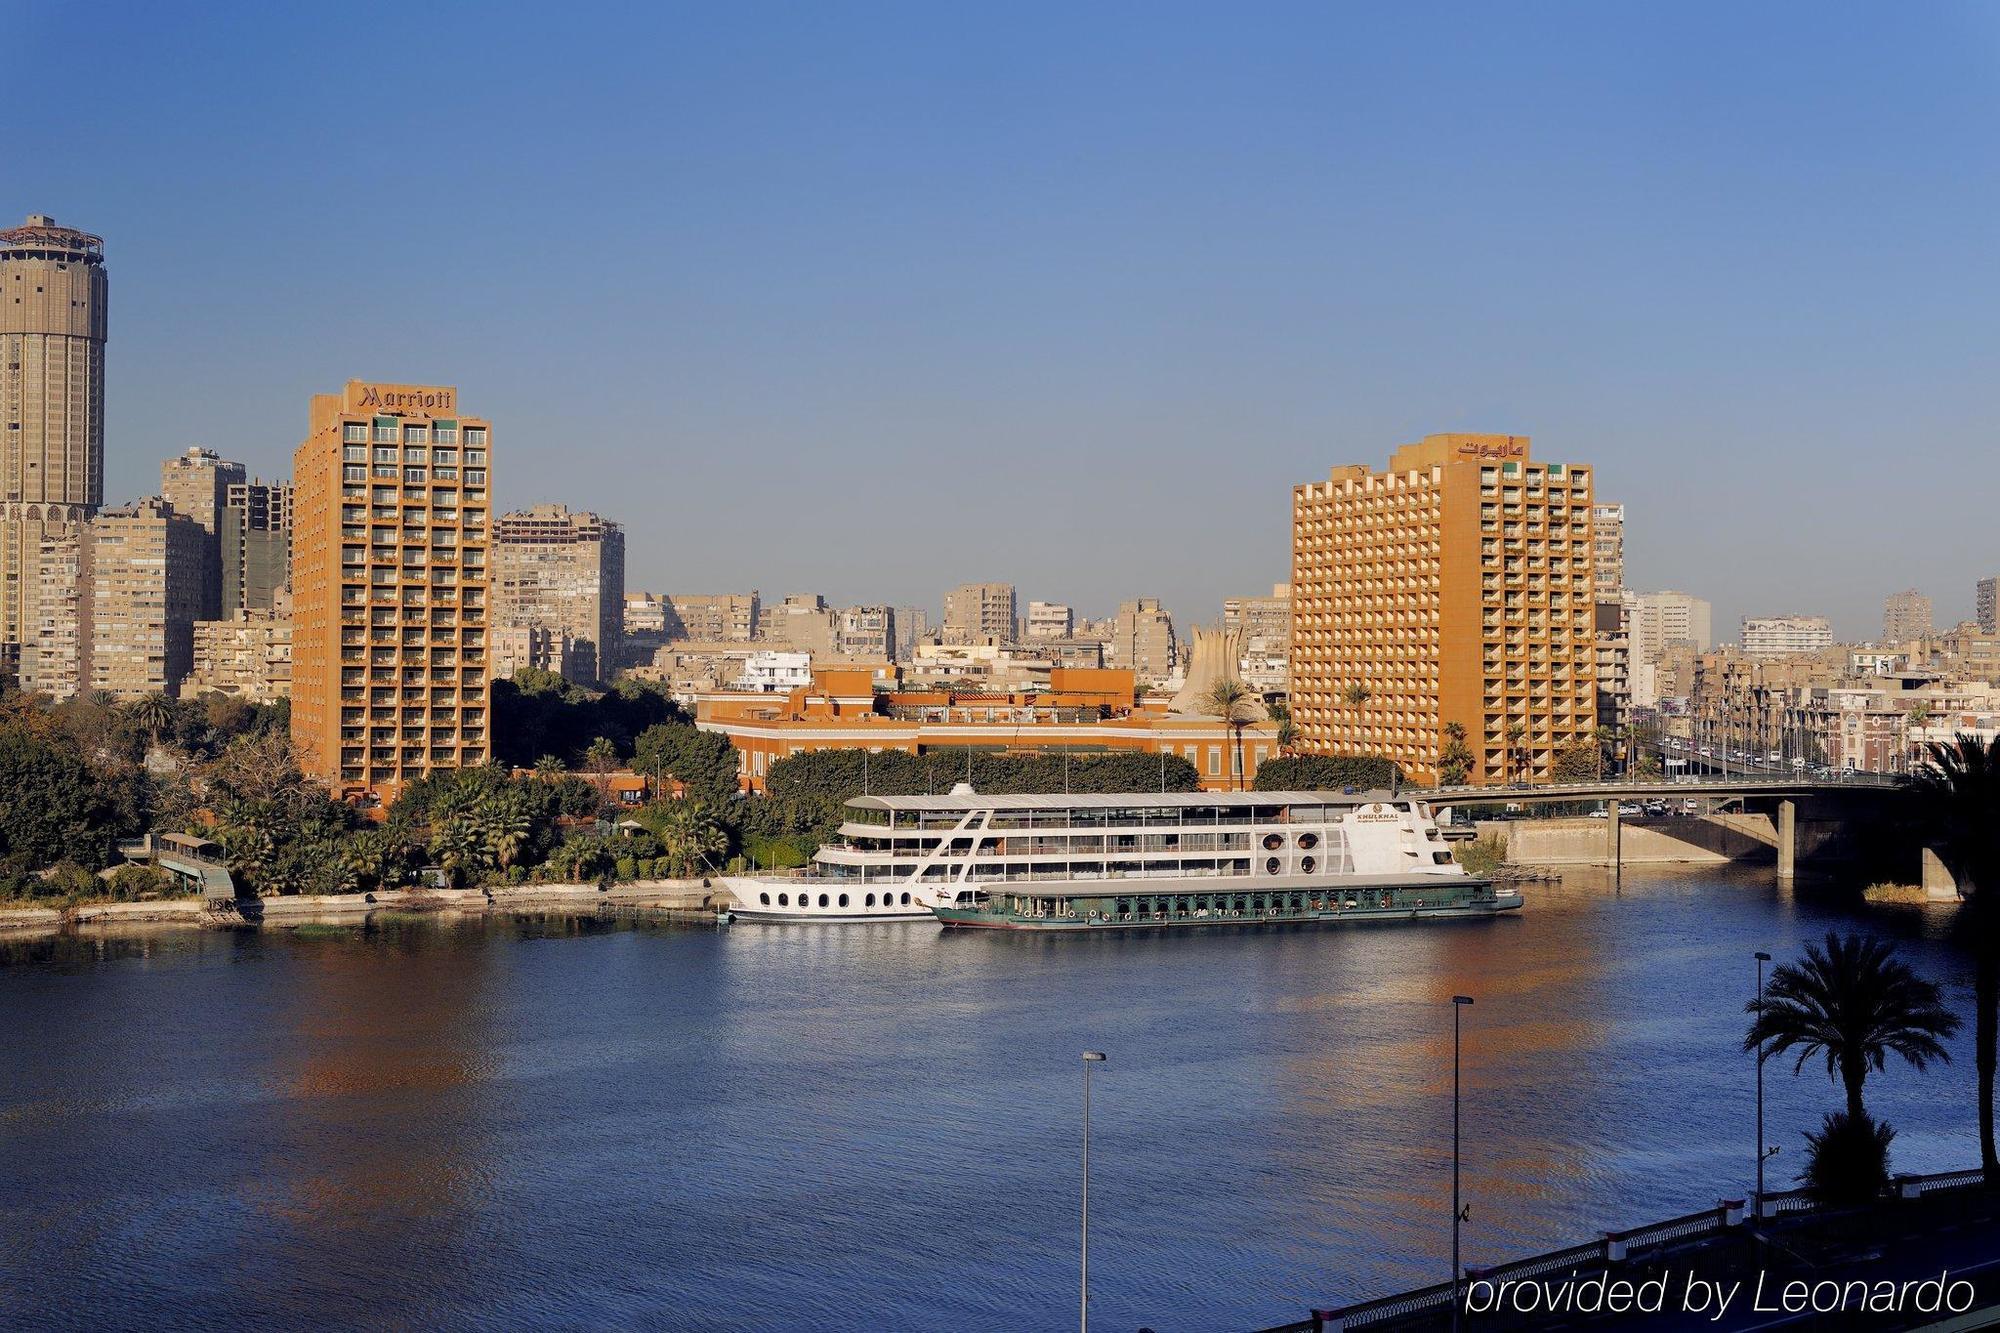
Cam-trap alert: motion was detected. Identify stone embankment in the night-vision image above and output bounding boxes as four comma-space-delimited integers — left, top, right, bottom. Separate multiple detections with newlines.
0, 879, 721, 936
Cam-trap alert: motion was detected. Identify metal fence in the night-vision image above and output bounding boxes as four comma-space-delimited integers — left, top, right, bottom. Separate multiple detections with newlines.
1291, 1165, 1989, 1333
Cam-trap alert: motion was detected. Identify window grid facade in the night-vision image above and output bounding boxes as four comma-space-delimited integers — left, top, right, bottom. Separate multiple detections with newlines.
1290, 434, 1598, 785
292, 383, 490, 796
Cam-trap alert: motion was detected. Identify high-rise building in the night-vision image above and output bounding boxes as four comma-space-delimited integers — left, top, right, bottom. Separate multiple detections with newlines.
943, 582, 1017, 643
1223, 584, 1291, 692
87, 498, 206, 699
18, 529, 88, 698
1979, 577, 2000, 636
1740, 614, 1833, 658
1291, 433, 1597, 784
1025, 600, 1074, 639
1882, 589, 1932, 644
291, 381, 491, 796
220, 478, 292, 614
1, 215, 107, 657
490, 503, 624, 684
1625, 590, 1713, 662
1106, 598, 1177, 687
161, 446, 248, 619
1590, 502, 1624, 598
892, 606, 930, 661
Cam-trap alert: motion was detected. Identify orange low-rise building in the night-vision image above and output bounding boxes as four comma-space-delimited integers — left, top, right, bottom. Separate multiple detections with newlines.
697, 666, 1283, 792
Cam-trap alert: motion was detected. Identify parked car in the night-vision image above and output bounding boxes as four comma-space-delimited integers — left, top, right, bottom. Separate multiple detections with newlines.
1680, 798, 1700, 813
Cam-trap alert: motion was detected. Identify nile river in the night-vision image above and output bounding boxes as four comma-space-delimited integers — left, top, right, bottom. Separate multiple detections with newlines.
0, 868, 1981, 1330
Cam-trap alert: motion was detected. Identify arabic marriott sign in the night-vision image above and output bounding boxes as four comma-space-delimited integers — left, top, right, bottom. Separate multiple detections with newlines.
1454, 438, 1527, 461
344, 381, 457, 416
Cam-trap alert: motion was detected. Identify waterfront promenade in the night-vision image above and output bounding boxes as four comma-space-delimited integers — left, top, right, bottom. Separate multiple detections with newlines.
1268, 1168, 1998, 1331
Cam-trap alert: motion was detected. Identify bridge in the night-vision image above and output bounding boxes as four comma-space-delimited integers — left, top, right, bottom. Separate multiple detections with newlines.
1406, 773, 1906, 881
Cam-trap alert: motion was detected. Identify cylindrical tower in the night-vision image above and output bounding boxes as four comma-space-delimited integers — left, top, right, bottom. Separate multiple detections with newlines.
0, 214, 108, 654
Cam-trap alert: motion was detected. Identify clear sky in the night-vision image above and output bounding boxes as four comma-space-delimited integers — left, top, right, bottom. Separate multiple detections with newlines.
9, 1, 1998, 640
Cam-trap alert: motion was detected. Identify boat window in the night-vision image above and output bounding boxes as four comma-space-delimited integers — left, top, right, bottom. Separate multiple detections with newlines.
1264, 857, 1281, 875
1301, 856, 1317, 874
1297, 832, 1318, 850
1262, 833, 1283, 851
838, 894, 849, 908
900, 892, 911, 905
865, 893, 876, 907
818, 893, 830, 908
778, 893, 789, 907
1435, 852, 1456, 864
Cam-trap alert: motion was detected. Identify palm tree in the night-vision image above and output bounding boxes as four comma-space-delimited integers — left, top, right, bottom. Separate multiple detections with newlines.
533, 754, 566, 778
1908, 734, 2000, 1180
1744, 931, 1959, 1123
584, 736, 619, 774
126, 692, 176, 751
652, 799, 729, 878
475, 794, 532, 871
430, 814, 492, 888
1201, 678, 1261, 791
1437, 721, 1474, 787
1505, 722, 1528, 784
340, 829, 405, 892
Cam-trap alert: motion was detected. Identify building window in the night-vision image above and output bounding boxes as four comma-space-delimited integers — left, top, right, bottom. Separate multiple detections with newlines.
374, 422, 397, 443
343, 423, 368, 443
463, 427, 486, 446
1208, 746, 1221, 775
403, 424, 427, 444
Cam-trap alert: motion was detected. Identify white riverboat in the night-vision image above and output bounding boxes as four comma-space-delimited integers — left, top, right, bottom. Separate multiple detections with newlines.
717, 787, 1521, 927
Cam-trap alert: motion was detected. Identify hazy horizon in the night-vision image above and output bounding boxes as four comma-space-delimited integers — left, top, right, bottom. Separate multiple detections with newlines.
11, 1, 1999, 640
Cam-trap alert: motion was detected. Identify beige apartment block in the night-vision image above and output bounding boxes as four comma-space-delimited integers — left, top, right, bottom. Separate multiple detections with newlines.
1223, 584, 1291, 692
1291, 433, 1598, 785
19, 529, 89, 698
666, 591, 760, 642
161, 446, 247, 620
943, 582, 1017, 643
0, 216, 107, 653
1882, 589, 1932, 645
836, 604, 896, 660
1591, 502, 1624, 598
87, 498, 206, 699
488, 623, 588, 683
187, 611, 292, 701
491, 503, 624, 684
1105, 598, 1178, 687
291, 382, 491, 797
1740, 614, 1833, 658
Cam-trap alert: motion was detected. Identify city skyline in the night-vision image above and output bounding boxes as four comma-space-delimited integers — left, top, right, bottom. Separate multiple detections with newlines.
13, 5, 2000, 639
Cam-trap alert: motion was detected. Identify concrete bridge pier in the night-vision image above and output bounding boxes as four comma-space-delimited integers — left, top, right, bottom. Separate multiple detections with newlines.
1776, 800, 1796, 881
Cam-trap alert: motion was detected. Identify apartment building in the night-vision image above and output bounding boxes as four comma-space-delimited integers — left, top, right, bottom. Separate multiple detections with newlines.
187, 610, 292, 701
1590, 502, 1624, 598
491, 503, 624, 684
1025, 600, 1074, 639
1978, 577, 1998, 636
1105, 598, 1177, 687
943, 582, 1017, 643
160, 446, 247, 621
1223, 584, 1291, 692
18, 530, 88, 698
221, 478, 292, 614
1741, 615, 1834, 658
1626, 590, 1713, 662
1882, 589, 1932, 645
667, 591, 760, 642
87, 498, 206, 699
291, 382, 491, 796
1291, 433, 1597, 784
835, 604, 896, 660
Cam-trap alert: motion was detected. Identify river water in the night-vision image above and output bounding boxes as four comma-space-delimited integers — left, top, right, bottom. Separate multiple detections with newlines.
0, 868, 1981, 1331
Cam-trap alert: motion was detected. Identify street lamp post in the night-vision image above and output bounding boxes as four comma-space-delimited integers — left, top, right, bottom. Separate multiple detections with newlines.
1754, 952, 1771, 1212
1081, 1051, 1106, 1333
1452, 996, 1474, 1333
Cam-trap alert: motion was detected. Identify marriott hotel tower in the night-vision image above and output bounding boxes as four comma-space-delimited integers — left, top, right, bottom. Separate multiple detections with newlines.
291, 382, 491, 797
0, 215, 107, 656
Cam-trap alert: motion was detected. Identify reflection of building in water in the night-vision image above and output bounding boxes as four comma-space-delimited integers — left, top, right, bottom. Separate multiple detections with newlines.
258, 925, 496, 1246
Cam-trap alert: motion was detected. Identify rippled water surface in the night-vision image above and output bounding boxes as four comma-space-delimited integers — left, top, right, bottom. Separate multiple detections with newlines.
0, 868, 1982, 1331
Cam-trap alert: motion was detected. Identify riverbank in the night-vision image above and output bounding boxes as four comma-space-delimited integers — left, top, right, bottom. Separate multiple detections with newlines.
0, 878, 721, 937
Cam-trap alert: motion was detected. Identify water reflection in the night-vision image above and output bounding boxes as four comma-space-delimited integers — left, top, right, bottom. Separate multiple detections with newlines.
0, 868, 1983, 1330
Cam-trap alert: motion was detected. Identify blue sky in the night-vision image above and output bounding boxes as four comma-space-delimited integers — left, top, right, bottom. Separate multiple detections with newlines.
9, 2, 1999, 639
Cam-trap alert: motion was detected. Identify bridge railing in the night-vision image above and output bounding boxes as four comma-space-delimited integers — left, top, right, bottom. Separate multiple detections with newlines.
1303, 1165, 1986, 1332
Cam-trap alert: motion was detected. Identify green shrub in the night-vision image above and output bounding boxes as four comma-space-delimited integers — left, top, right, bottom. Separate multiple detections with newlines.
614, 857, 637, 881
1454, 834, 1508, 877
105, 863, 174, 902
1801, 1111, 1895, 1204
1253, 754, 1402, 792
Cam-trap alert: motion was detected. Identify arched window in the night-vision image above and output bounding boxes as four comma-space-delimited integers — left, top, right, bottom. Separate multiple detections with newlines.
900, 892, 911, 905
759, 892, 771, 906
818, 893, 830, 908
838, 893, 849, 908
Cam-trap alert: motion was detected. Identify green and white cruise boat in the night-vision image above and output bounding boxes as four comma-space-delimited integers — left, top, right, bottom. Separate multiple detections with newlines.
741, 787, 1519, 931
